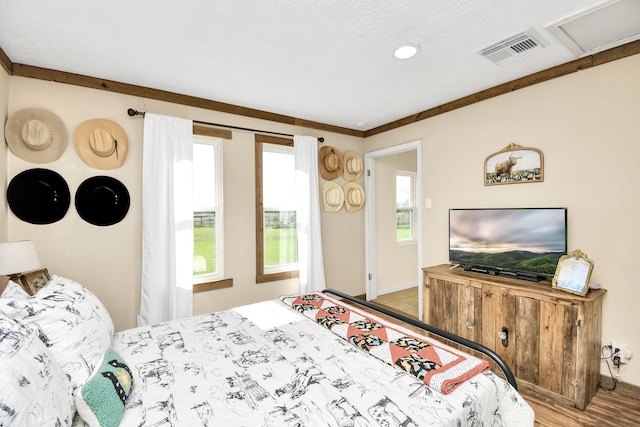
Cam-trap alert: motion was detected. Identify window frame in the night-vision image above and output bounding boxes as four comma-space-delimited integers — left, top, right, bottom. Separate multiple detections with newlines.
191, 125, 233, 293
192, 135, 223, 285
395, 171, 417, 243
255, 134, 299, 283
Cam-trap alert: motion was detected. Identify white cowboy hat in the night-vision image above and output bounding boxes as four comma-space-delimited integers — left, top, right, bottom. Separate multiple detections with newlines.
74, 119, 128, 169
5, 108, 68, 163
322, 182, 344, 212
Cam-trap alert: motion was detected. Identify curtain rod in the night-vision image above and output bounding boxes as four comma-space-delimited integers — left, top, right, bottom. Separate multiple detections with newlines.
127, 109, 324, 142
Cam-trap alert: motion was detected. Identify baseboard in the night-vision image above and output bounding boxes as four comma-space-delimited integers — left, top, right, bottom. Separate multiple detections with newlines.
600, 374, 640, 400
377, 282, 418, 296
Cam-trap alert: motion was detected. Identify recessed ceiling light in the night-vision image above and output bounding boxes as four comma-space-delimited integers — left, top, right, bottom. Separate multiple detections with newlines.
394, 44, 420, 59
355, 122, 367, 128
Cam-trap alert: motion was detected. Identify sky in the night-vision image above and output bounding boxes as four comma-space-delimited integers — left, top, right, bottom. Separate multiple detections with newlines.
263, 148, 296, 210
193, 142, 217, 211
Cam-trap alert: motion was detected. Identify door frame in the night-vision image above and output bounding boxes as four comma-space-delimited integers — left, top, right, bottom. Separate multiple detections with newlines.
364, 140, 423, 320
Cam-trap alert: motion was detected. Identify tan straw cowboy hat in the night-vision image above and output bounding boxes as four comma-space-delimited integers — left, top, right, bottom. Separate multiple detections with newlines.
343, 150, 363, 181
344, 182, 365, 213
74, 119, 128, 169
319, 146, 344, 181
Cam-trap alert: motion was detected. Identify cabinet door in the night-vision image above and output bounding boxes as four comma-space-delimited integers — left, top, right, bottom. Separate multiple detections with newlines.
428, 278, 482, 342
481, 284, 517, 371
525, 299, 578, 400
482, 284, 579, 402
513, 296, 578, 400
457, 281, 482, 343
427, 277, 457, 332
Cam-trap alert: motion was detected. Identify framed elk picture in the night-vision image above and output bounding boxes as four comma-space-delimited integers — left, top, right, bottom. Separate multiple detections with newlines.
484, 143, 544, 186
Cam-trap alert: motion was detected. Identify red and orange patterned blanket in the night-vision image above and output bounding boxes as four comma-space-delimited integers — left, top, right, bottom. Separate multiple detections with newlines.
281, 292, 490, 394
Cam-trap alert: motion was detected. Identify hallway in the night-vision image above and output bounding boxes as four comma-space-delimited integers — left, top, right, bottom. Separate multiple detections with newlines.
369, 287, 419, 320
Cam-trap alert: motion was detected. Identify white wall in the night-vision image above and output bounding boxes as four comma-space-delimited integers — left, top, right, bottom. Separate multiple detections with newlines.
375, 150, 418, 293
365, 53, 640, 387
5, 77, 366, 332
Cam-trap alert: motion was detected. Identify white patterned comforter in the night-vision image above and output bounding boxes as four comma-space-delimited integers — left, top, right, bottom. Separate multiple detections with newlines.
95, 299, 534, 426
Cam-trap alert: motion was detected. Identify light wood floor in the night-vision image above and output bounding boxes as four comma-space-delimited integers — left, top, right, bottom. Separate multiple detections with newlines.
369, 287, 419, 320
523, 387, 640, 426
370, 288, 640, 426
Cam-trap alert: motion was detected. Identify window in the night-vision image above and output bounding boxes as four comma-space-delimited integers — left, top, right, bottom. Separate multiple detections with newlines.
193, 136, 223, 284
396, 172, 415, 242
255, 135, 299, 283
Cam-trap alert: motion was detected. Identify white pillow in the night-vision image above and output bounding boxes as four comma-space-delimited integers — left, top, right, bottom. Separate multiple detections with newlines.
0, 315, 75, 426
0, 280, 30, 300
0, 276, 114, 403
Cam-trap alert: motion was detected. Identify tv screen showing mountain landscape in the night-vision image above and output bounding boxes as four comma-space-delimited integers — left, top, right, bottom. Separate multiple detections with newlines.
449, 208, 567, 277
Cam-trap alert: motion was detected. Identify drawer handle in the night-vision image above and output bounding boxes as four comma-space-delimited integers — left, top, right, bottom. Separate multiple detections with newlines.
466, 322, 474, 329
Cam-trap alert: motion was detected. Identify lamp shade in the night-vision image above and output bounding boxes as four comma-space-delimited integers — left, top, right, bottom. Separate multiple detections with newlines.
0, 241, 42, 275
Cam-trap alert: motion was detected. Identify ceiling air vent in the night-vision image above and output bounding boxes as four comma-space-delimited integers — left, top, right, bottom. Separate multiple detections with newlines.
478, 28, 549, 65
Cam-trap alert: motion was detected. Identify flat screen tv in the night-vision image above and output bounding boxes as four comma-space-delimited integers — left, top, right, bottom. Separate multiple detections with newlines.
449, 208, 567, 281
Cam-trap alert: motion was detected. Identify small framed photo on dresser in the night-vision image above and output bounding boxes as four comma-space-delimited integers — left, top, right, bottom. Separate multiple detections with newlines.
552, 250, 594, 296
13, 268, 51, 295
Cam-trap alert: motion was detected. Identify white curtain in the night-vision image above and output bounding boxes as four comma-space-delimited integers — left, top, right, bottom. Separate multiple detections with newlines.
294, 135, 326, 293
139, 113, 194, 326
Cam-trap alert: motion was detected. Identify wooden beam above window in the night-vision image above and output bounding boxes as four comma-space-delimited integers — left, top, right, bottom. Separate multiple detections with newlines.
193, 124, 232, 140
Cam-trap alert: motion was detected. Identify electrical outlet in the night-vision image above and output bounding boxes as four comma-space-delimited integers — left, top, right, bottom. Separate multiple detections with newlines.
611, 340, 633, 364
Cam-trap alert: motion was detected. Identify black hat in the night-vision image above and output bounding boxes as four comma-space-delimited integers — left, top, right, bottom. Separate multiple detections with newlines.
7, 168, 71, 224
75, 176, 130, 226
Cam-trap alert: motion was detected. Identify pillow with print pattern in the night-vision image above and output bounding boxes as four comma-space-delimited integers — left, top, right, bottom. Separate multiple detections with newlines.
0, 275, 114, 406
0, 315, 75, 426
75, 348, 134, 427
0, 280, 30, 300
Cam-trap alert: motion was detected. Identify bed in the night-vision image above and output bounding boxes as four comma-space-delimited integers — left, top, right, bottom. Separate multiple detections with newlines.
0, 276, 534, 426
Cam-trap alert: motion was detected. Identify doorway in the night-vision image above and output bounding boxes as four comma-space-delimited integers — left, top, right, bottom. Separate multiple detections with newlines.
364, 140, 422, 320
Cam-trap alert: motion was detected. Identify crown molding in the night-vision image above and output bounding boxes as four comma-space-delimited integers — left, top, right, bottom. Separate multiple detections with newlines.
364, 39, 640, 137
0, 46, 12, 75
2, 39, 639, 139
8, 62, 364, 138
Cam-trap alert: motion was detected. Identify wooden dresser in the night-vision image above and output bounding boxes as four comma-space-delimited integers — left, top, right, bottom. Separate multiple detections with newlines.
423, 264, 606, 410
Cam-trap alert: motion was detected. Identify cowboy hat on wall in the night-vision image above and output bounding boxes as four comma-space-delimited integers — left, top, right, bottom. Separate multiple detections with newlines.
7, 168, 71, 224
74, 118, 129, 169
343, 150, 363, 182
344, 182, 365, 213
322, 181, 344, 213
319, 146, 344, 181
5, 108, 68, 163
75, 176, 130, 226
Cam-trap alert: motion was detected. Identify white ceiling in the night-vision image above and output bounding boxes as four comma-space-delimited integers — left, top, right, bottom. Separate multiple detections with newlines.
0, 0, 637, 131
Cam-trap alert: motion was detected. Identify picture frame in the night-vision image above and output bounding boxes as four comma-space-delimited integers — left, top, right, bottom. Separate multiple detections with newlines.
485, 143, 544, 186
11, 268, 51, 295
552, 250, 594, 296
